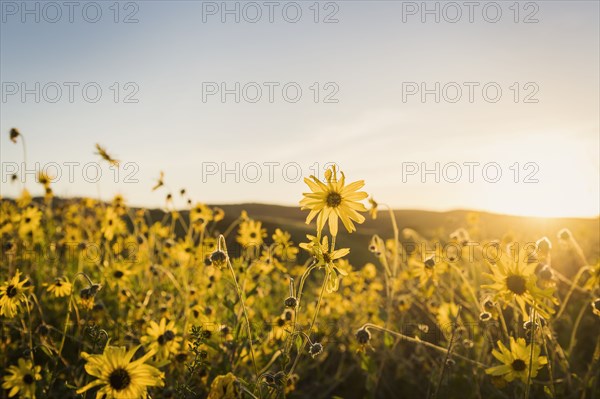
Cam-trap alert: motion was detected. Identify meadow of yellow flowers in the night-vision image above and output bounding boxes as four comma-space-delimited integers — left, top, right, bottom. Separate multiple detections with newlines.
1, 129, 599, 399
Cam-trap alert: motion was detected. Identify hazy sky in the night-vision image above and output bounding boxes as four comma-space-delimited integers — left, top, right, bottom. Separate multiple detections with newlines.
1, 0, 599, 217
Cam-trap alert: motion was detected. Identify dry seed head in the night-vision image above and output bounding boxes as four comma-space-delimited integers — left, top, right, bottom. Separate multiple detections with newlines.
308, 342, 323, 358
284, 296, 297, 308
209, 250, 228, 269
9, 128, 20, 143
536, 237, 552, 253
558, 228, 572, 241
356, 327, 371, 344
479, 311, 492, 322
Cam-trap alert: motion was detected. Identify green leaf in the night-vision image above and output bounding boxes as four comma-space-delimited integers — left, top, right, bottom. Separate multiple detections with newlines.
384, 332, 394, 347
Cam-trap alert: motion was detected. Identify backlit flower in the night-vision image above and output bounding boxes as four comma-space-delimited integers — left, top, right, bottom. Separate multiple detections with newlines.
483, 245, 558, 318
0, 270, 30, 318
300, 235, 349, 293
45, 277, 72, 298
142, 318, 182, 361
77, 345, 164, 398
486, 337, 547, 384
300, 165, 367, 237
2, 358, 41, 398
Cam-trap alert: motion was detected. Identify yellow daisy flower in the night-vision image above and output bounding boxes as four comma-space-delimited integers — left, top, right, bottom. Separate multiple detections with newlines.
102, 207, 126, 241
141, 318, 182, 361
0, 269, 30, 318
299, 165, 368, 237
18, 206, 42, 240
103, 261, 135, 289
236, 219, 266, 248
76, 345, 164, 398
61, 225, 82, 245
253, 250, 287, 275
483, 245, 558, 318
207, 373, 241, 399
486, 337, 547, 383
436, 301, 460, 333
409, 255, 441, 289
272, 228, 299, 261
2, 358, 42, 398
190, 202, 214, 225
45, 277, 72, 298
300, 235, 350, 293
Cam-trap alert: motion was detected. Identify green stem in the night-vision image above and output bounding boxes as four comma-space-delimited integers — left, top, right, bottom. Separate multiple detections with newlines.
359, 323, 487, 368
25, 299, 34, 363
219, 235, 259, 390
566, 304, 587, 357
59, 296, 73, 356
524, 307, 536, 399
288, 269, 328, 376
555, 266, 592, 321
386, 205, 400, 277
432, 306, 462, 399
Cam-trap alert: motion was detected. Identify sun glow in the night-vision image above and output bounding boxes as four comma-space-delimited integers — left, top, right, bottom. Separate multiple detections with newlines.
427, 132, 600, 218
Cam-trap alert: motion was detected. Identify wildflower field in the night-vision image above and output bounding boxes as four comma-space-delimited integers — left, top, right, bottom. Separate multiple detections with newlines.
1, 130, 599, 399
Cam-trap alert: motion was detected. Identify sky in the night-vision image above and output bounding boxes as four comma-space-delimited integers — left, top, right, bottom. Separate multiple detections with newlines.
1, 0, 599, 217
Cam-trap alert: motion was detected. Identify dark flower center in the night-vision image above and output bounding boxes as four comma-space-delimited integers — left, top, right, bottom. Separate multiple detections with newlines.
109, 368, 131, 391
326, 192, 342, 208
24, 217, 31, 224
511, 359, 527, 371
322, 253, 332, 264
163, 330, 175, 341
113, 270, 124, 278
506, 275, 527, 295
22, 374, 34, 384
6, 284, 17, 298
158, 330, 175, 345
424, 258, 435, 269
